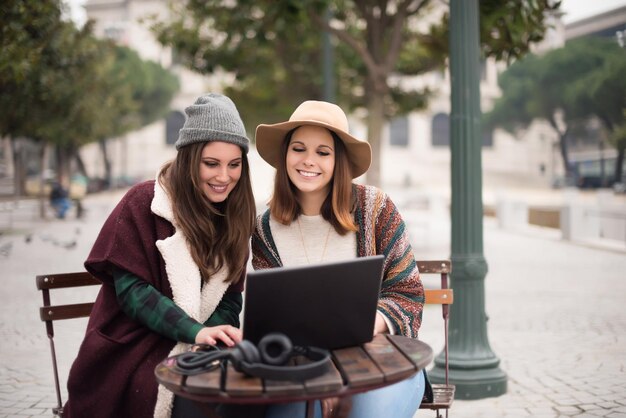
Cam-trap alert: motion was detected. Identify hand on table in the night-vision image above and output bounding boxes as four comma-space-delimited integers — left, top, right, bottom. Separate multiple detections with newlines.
195, 325, 242, 347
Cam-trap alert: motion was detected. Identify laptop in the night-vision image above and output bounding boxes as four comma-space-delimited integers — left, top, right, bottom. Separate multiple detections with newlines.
242, 255, 385, 350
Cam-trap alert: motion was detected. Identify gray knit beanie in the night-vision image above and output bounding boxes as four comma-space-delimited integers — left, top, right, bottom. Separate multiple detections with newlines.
175, 93, 249, 153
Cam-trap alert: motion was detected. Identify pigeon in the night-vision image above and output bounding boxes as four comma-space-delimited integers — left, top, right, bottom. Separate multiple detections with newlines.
0, 241, 12, 258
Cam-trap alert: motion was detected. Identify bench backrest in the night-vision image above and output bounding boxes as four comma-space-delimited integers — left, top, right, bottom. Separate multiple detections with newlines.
36, 272, 101, 417
416, 260, 454, 415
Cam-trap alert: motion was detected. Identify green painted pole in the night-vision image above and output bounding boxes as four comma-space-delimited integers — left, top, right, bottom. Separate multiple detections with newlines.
426, 0, 507, 399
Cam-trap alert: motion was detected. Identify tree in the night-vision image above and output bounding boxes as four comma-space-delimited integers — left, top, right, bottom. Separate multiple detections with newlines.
153, 0, 560, 186
0, 0, 65, 195
111, 46, 180, 127
571, 52, 626, 184
93, 46, 179, 186
38, 23, 122, 185
486, 37, 624, 180
609, 113, 626, 185
1, 0, 179, 203
1, 0, 119, 194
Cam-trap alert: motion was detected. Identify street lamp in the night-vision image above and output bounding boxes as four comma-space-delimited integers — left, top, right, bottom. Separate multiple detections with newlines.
427, 0, 508, 399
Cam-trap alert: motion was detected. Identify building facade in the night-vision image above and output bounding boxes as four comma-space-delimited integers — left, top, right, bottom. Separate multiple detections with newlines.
78, 1, 624, 190
378, 9, 567, 190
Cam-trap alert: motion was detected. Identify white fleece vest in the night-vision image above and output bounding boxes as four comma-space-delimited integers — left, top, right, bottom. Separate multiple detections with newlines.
150, 180, 230, 418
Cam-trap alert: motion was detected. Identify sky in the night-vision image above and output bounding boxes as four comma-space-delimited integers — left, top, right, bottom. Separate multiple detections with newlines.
65, 0, 626, 27
559, 0, 626, 23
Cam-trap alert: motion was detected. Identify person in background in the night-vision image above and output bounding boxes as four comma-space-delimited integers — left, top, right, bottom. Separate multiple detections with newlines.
63, 93, 256, 418
252, 100, 427, 418
49, 180, 71, 219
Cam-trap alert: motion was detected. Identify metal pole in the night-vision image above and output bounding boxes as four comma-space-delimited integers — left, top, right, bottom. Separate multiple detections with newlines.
427, 0, 507, 399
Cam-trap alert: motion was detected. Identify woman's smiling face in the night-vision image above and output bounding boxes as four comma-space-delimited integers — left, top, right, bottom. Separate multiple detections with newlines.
286, 125, 335, 197
198, 141, 242, 203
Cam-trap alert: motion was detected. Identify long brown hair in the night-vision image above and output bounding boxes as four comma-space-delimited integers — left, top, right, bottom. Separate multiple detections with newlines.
159, 142, 255, 283
269, 129, 357, 234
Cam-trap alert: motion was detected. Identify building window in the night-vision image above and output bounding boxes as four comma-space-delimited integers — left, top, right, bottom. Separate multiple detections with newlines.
103, 26, 125, 43
432, 113, 493, 148
165, 111, 186, 146
431, 113, 449, 147
389, 116, 409, 147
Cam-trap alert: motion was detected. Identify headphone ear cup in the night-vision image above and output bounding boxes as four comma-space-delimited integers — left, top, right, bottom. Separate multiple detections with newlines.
258, 333, 293, 366
231, 340, 260, 371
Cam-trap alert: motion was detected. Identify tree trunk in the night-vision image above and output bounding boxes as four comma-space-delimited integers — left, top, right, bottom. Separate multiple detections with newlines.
38, 142, 48, 219
615, 145, 625, 185
99, 139, 112, 189
558, 131, 573, 177
557, 129, 572, 180
74, 150, 89, 179
55, 144, 73, 184
365, 93, 386, 187
547, 116, 572, 180
9, 137, 26, 197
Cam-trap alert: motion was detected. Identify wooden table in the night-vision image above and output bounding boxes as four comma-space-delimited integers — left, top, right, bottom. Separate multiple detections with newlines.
155, 334, 433, 418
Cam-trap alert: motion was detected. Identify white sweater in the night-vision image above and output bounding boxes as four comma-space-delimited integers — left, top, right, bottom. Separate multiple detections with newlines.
270, 214, 356, 267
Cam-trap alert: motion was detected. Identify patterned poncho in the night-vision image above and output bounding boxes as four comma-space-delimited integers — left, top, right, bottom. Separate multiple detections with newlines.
252, 184, 424, 338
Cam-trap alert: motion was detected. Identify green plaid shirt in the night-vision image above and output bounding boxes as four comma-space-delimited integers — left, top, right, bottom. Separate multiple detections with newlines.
113, 268, 242, 344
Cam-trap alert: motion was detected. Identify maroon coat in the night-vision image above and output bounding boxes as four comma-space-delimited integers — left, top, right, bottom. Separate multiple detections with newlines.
64, 181, 242, 418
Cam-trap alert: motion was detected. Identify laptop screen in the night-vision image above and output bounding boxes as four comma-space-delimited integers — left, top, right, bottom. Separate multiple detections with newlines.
243, 255, 384, 350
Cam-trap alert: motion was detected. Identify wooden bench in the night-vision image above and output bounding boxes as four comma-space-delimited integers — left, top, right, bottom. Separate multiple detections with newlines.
36, 260, 454, 418
417, 260, 455, 418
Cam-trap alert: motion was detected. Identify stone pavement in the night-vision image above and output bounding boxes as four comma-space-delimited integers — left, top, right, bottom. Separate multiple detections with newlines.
396, 189, 626, 418
0, 182, 625, 417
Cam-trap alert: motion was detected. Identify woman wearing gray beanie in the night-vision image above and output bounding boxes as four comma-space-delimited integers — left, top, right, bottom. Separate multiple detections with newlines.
63, 93, 257, 418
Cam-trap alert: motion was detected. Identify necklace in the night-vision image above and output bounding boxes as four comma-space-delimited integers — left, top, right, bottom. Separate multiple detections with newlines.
296, 217, 332, 264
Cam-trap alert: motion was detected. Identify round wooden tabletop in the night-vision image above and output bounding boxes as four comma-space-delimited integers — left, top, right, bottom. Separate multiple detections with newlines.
155, 334, 433, 406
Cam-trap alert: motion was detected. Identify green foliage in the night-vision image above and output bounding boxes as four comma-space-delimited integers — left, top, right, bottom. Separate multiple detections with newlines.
1, 0, 179, 191
0, 0, 63, 83
486, 38, 621, 131
1, 1, 179, 147
571, 50, 626, 132
486, 36, 626, 179
573, 47, 626, 181
0, 0, 64, 138
153, 1, 329, 129
110, 46, 179, 129
428, 0, 561, 64
153, 0, 560, 122
35, 22, 114, 147
484, 53, 540, 132
479, 0, 561, 62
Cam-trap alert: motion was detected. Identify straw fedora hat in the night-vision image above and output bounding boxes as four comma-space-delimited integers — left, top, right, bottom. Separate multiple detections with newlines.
255, 100, 372, 178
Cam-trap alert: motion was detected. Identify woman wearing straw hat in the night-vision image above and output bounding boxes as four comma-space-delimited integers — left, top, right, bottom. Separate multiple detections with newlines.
64, 93, 258, 418
252, 100, 427, 418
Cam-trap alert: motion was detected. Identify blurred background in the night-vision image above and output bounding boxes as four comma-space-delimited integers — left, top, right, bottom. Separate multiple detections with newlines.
2, 0, 625, 249
1, 1, 625, 417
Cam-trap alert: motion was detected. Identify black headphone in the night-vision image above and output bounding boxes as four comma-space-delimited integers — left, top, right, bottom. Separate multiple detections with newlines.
175, 333, 331, 381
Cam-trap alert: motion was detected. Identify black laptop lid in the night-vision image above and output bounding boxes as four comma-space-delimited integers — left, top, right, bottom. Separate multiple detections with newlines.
243, 255, 385, 350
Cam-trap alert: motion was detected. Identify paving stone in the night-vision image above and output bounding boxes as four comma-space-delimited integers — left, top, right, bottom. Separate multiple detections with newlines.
555, 405, 583, 415
0, 407, 22, 416
3, 188, 626, 418
501, 407, 531, 416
